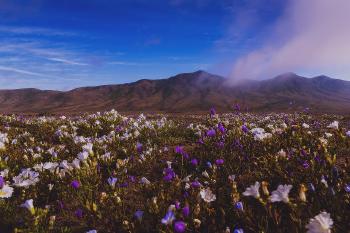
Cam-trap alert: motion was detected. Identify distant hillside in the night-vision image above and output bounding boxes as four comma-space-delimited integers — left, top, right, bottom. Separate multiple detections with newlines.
0, 71, 350, 114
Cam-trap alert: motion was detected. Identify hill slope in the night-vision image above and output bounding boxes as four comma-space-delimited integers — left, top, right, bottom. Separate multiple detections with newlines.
0, 71, 350, 114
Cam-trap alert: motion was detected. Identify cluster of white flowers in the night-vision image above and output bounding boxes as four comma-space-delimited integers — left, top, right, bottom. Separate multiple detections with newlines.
251, 128, 272, 141
243, 182, 293, 204
12, 168, 40, 188
327, 121, 339, 130
200, 187, 216, 203
0, 132, 9, 150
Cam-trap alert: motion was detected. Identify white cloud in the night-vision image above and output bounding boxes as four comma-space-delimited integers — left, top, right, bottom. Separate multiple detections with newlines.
229, 0, 350, 81
109, 61, 148, 66
0, 65, 55, 78
46, 57, 88, 66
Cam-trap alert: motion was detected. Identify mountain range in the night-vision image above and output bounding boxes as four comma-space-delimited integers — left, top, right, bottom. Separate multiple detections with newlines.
1, 71, 350, 114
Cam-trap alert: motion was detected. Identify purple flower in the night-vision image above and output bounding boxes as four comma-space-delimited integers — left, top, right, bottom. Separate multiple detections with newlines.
182, 152, 189, 160
161, 211, 175, 225
206, 129, 216, 137
119, 182, 128, 187
175, 146, 189, 159
234, 103, 241, 111
234, 228, 244, 233
183, 191, 189, 198
191, 158, 198, 166
58, 200, 64, 209
218, 123, 226, 134
345, 184, 350, 193
197, 138, 204, 145
115, 125, 123, 132
314, 155, 321, 163
206, 161, 212, 168
241, 125, 249, 133
174, 221, 186, 233
163, 168, 176, 182
215, 159, 224, 166
107, 177, 118, 187
71, 180, 80, 189
332, 167, 339, 179
191, 181, 201, 188
182, 205, 190, 217
309, 183, 315, 192
210, 107, 216, 116
302, 161, 310, 169
235, 201, 243, 211
0, 176, 4, 188
134, 210, 144, 221
75, 208, 83, 218
175, 201, 181, 210
301, 149, 307, 157
129, 175, 136, 183
136, 142, 143, 154
164, 173, 174, 182
175, 146, 184, 154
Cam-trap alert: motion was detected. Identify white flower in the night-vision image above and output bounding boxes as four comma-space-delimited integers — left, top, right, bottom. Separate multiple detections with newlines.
101, 152, 111, 161
0, 184, 14, 198
82, 143, 93, 154
48, 183, 54, 191
306, 212, 333, 233
277, 149, 287, 158
243, 182, 260, 199
0, 132, 9, 150
21, 199, 35, 214
302, 123, 310, 129
78, 151, 89, 161
319, 137, 328, 145
0, 169, 9, 178
327, 121, 339, 130
320, 176, 328, 188
324, 133, 333, 138
251, 128, 272, 141
43, 162, 59, 172
13, 169, 40, 188
202, 170, 209, 178
200, 187, 216, 203
140, 177, 151, 185
269, 184, 292, 203
72, 158, 81, 169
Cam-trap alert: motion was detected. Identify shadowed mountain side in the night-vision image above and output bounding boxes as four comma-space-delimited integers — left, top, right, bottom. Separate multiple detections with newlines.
0, 71, 350, 114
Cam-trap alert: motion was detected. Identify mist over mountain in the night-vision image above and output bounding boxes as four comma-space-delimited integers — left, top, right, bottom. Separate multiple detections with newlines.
0, 71, 349, 114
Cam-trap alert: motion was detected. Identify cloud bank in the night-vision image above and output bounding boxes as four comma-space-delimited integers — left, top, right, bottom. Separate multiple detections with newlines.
230, 0, 350, 81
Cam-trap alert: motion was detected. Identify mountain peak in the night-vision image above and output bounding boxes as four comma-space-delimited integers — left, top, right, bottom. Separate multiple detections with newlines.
273, 72, 300, 79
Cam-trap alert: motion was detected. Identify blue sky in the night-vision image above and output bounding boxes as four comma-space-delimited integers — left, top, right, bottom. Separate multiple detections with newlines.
0, 0, 291, 90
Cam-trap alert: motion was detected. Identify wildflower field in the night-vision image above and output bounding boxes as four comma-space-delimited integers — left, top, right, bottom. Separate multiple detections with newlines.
0, 109, 349, 233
